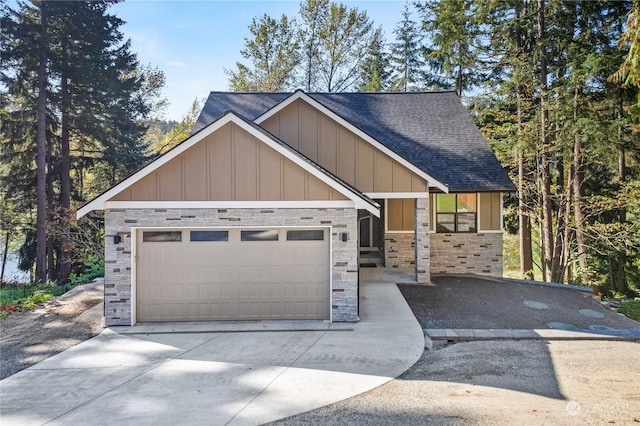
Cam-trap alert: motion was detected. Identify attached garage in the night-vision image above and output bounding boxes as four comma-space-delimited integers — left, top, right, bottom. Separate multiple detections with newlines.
135, 227, 330, 322
77, 111, 379, 326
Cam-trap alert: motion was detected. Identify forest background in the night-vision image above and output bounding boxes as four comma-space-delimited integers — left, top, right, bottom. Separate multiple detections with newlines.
1, 0, 639, 298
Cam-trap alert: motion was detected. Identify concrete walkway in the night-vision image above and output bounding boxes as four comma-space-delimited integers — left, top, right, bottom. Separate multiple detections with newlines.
0, 268, 423, 426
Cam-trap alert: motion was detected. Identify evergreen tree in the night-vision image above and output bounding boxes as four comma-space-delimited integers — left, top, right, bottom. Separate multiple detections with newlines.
416, 0, 487, 95
358, 28, 390, 92
1, 0, 164, 282
470, 0, 639, 292
389, 2, 425, 92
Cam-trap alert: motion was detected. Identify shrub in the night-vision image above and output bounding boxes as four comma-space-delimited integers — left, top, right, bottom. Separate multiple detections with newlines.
20, 290, 53, 309
618, 300, 640, 322
70, 255, 104, 285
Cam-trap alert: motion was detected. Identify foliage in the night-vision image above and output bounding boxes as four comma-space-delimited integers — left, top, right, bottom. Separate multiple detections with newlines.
69, 255, 104, 285
231, 0, 377, 92
1, 0, 166, 284
609, 1, 640, 128
359, 28, 390, 92
617, 300, 640, 322
148, 98, 203, 156
389, 2, 426, 92
226, 14, 300, 92
465, 0, 639, 292
20, 290, 53, 309
0, 282, 71, 317
312, 2, 374, 92
416, 0, 487, 95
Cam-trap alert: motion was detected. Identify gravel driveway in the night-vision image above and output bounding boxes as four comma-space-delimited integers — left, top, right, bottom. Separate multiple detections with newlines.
400, 275, 640, 331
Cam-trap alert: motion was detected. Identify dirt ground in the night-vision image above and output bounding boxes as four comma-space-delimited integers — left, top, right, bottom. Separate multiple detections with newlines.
0, 280, 104, 380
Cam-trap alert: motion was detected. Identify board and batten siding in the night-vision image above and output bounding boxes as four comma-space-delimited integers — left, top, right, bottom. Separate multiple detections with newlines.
110, 122, 348, 202
479, 192, 502, 231
261, 99, 427, 193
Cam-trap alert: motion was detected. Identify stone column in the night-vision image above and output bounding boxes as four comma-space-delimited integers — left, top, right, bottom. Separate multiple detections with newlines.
415, 197, 430, 283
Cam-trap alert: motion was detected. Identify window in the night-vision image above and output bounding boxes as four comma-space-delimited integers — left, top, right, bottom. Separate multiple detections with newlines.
190, 231, 228, 242
436, 193, 477, 233
241, 230, 279, 241
142, 231, 182, 242
286, 230, 324, 241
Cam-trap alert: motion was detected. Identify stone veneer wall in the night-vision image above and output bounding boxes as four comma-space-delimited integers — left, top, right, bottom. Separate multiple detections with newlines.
415, 198, 430, 284
384, 233, 415, 270
430, 232, 504, 276
384, 198, 431, 283
104, 207, 358, 326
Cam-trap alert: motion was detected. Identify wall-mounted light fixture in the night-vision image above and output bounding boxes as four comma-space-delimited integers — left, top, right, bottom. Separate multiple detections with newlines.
340, 232, 348, 242
113, 234, 122, 245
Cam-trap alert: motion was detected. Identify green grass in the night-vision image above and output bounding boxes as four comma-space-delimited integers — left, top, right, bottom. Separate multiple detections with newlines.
618, 300, 640, 322
502, 233, 543, 281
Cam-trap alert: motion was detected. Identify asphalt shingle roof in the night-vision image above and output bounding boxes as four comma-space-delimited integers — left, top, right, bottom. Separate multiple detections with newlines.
193, 91, 515, 192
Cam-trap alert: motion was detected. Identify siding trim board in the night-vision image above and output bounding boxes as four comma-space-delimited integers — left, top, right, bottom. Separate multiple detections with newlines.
104, 200, 359, 210
366, 192, 429, 199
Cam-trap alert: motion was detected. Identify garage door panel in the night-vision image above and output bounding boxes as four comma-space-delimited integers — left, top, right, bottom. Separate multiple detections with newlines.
137, 228, 330, 322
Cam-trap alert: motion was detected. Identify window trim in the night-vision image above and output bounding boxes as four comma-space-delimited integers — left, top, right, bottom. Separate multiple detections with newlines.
434, 193, 478, 233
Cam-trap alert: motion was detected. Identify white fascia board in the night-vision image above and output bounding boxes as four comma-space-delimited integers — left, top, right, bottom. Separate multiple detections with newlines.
366, 192, 430, 199
77, 112, 379, 218
255, 91, 449, 193
103, 200, 360, 210
76, 114, 238, 219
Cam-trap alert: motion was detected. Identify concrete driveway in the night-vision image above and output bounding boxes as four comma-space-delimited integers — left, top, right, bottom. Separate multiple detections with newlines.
0, 269, 423, 426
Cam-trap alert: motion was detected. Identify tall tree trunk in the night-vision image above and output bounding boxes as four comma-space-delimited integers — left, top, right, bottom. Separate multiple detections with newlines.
59, 69, 72, 282
47, 144, 56, 281
538, 0, 554, 282
35, 2, 48, 283
550, 83, 565, 283
1, 231, 10, 282
515, 0, 534, 280
573, 87, 589, 287
563, 161, 574, 283
616, 94, 627, 294
518, 152, 534, 279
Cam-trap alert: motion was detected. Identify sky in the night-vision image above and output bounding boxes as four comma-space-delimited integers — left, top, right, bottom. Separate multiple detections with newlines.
110, 1, 409, 121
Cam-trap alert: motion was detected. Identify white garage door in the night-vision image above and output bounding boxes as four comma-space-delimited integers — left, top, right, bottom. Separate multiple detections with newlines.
135, 228, 330, 322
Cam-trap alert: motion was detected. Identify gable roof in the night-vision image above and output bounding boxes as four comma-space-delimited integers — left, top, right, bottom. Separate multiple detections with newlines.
194, 91, 515, 192
77, 111, 379, 218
